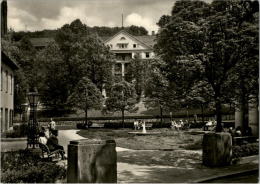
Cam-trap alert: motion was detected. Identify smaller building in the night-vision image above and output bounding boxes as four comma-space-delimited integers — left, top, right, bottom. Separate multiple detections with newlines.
1, 51, 19, 132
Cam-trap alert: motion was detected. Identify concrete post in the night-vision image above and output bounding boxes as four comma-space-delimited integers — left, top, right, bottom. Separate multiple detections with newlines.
248, 98, 259, 136
67, 139, 117, 183
202, 132, 232, 167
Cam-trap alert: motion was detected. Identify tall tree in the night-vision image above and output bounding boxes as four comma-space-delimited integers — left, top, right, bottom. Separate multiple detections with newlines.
155, 0, 258, 132
68, 77, 103, 125
104, 81, 137, 127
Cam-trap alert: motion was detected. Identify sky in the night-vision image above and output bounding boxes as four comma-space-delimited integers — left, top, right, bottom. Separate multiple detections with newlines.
7, 0, 176, 34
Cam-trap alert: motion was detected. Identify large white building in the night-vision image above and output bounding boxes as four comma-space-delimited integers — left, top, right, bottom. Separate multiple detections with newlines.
102, 30, 155, 81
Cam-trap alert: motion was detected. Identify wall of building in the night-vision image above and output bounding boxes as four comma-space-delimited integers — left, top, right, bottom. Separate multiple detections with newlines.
1, 61, 15, 132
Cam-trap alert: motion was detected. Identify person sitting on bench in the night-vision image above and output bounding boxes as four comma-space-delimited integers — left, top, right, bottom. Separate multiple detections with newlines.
39, 132, 48, 145
46, 130, 66, 160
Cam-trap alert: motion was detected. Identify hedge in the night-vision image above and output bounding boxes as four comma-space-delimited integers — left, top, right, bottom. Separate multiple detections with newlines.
232, 143, 259, 158
1, 149, 66, 183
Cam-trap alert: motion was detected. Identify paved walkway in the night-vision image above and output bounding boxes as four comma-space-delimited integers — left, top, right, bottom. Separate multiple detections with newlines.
1, 130, 259, 183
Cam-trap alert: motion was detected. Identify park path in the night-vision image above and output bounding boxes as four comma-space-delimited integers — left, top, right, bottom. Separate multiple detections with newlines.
57, 130, 188, 183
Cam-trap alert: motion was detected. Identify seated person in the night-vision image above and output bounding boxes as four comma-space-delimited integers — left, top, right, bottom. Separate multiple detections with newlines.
39, 132, 48, 145
235, 126, 242, 137
46, 130, 66, 160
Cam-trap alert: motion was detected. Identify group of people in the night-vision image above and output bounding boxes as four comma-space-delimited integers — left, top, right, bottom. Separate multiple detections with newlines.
133, 119, 146, 130
171, 119, 189, 131
38, 118, 66, 160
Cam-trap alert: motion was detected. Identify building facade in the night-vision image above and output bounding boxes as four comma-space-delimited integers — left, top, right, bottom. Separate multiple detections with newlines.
1, 52, 19, 132
103, 30, 155, 81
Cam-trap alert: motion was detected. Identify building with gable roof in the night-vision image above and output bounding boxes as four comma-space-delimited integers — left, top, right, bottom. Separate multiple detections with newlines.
102, 30, 156, 81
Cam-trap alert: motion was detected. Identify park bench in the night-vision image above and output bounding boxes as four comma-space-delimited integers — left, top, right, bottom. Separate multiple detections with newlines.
145, 123, 153, 130
233, 136, 258, 145
89, 122, 105, 128
39, 143, 62, 160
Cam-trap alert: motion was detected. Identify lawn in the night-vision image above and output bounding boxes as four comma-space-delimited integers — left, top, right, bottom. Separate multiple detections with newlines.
77, 128, 203, 150
77, 128, 204, 168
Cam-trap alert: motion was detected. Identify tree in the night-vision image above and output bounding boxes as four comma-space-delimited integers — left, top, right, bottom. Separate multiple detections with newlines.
104, 81, 137, 127
35, 42, 69, 113
127, 54, 153, 99
68, 77, 103, 125
155, 0, 258, 132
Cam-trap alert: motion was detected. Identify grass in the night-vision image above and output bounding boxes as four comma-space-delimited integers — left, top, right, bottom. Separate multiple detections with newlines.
77, 128, 203, 150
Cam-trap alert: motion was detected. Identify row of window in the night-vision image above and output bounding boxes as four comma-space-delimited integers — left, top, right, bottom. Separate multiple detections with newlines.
0, 108, 13, 132
109, 43, 138, 49
1, 68, 13, 94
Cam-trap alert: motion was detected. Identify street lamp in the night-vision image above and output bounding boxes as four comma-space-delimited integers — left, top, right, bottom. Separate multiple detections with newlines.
27, 91, 40, 149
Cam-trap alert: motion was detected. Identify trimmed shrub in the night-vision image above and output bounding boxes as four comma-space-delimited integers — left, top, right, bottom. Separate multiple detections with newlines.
1, 124, 28, 138
1, 150, 66, 183
232, 143, 259, 158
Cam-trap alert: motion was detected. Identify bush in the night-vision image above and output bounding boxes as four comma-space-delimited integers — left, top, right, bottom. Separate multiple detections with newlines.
232, 143, 259, 158
1, 150, 66, 183
1, 124, 28, 138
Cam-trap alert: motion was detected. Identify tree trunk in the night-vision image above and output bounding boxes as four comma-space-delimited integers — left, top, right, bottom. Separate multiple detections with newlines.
160, 106, 163, 128
122, 109, 125, 128
201, 103, 204, 124
215, 99, 222, 132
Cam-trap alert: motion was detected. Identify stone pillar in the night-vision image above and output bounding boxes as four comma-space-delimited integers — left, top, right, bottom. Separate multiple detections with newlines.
248, 98, 259, 136
202, 132, 232, 167
235, 104, 243, 128
67, 139, 117, 183
121, 63, 125, 77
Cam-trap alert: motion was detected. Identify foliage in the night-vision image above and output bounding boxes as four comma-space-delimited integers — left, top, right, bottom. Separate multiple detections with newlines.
155, 0, 259, 132
34, 19, 114, 114
1, 150, 66, 183
104, 81, 137, 127
232, 143, 259, 158
128, 54, 154, 99
1, 124, 28, 138
68, 77, 103, 123
11, 24, 148, 41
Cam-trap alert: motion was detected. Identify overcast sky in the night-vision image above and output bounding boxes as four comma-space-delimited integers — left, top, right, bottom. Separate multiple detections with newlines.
7, 0, 177, 34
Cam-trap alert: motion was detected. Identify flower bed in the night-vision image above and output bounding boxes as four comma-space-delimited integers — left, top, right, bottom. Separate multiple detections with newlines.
1, 150, 66, 183
232, 143, 259, 158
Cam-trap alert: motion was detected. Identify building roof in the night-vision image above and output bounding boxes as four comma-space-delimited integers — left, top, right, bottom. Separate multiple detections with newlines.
1, 51, 19, 70
29, 37, 55, 47
134, 35, 156, 48
102, 29, 156, 49
29, 31, 156, 48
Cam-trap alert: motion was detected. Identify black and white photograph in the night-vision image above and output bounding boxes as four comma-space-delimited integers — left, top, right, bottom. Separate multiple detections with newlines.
0, 0, 259, 183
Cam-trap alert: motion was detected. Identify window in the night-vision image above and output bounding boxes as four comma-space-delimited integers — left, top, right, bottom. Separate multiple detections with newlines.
120, 37, 126, 40
10, 74, 12, 94
145, 52, 150, 58
5, 108, 8, 130
6, 71, 8, 93
9, 110, 13, 127
1, 68, 2, 91
117, 43, 128, 49
0, 108, 3, 132
133, 44, 136, 48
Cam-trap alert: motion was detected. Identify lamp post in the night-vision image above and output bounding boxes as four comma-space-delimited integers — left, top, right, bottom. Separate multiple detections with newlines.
27, 91, 40, 149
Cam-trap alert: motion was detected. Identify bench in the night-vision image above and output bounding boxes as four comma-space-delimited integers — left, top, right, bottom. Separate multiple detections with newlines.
39, 143, 62, 160
89, 123, 105, 128
145, 123, 153, 130
233, 136, 258, 145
